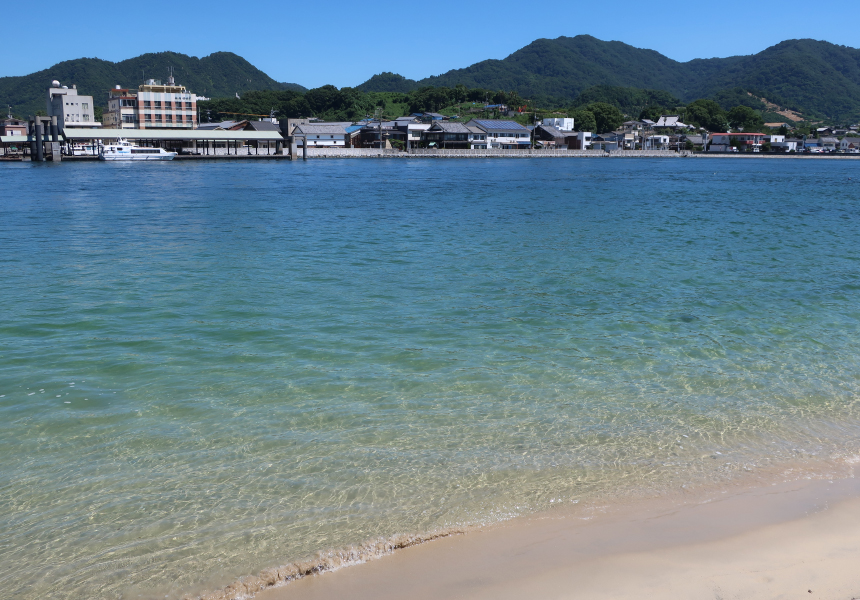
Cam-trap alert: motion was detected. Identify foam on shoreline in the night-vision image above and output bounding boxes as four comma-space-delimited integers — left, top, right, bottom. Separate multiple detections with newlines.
180, 454, 860, 600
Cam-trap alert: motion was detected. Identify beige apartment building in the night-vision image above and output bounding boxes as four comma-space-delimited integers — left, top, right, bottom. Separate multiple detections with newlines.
47, 81, 101, 128
104, 75, 200, 129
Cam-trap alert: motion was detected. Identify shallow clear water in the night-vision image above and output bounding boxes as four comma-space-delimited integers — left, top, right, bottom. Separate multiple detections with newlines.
2, 158, 860, 599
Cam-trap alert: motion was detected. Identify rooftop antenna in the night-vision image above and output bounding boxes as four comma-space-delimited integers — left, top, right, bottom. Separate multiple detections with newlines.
7, 105, 12, 119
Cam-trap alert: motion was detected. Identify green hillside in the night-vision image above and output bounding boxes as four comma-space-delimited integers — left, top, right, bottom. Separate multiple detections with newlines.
356, 72, 419, 93
0, 51, 305, 119
360, 36, 860, 122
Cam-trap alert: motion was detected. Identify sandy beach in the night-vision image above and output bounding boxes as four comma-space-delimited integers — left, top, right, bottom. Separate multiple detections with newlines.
254, 465, 860, 600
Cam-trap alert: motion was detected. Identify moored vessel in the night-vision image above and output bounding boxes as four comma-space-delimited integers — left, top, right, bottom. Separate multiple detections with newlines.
99, 139, 176, 161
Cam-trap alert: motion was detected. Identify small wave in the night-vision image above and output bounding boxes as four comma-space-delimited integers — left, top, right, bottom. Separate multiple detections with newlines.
183, 528, 469, 600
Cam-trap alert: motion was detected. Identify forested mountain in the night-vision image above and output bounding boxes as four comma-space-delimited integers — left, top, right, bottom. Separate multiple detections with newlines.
0, 51, 305, 118
359, 36, 860, 121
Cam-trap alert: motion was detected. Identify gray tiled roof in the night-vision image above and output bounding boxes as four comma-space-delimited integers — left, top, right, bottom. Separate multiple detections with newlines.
537, 125, 564, 138
467, 119, 530, 132
294, 124, 347, 135
245, 121, 280, 131
431, 122, 471, 133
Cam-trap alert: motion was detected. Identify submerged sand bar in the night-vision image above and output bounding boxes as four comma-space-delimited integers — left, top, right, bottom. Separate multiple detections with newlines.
256, 467, 860, 600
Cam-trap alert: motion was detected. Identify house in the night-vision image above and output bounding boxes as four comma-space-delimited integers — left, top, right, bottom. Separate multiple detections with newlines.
682, 134, 705, 148
565, 131, 592, 150
465, 119, 531, 149
292, 123, 349, 148
653, 115, 690, 130
590, 135, 619, 151
786, 137, 805, 151
644, 135, 670, 150
765, 134, 797, 152
422, 122, 472, 149
620, 120, 646, 133
839, 137, 859, 152
392, 120, 430, 148
534, 124, 567, 148
1, 117, 28, 136
542, 117, 575, 131
707, 133, 766, 152
466, 126, 487, 149
819, 137, 839, 151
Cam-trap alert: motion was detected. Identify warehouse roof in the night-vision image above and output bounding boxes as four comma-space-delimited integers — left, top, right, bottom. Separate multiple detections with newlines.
62, 128, 283, 141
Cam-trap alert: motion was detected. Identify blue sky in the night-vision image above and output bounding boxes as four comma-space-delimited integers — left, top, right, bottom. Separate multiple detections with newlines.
3, 0, 859, 89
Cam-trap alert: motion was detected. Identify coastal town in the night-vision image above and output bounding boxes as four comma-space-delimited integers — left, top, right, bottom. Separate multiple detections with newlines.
1, 76, 859, 160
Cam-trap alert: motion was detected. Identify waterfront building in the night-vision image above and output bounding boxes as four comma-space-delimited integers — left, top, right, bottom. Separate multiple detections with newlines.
46, 81, 101, 128
766, 134, 798, 153
104, 75, 199, 130
644, 134, 670, 150
292, 124, 349, 148
466, 126, 487, 149
62, 127, 283, 156
542, 117, 575, 131
422, 122, 472, 149
707, 133, 765, 152
465, 119, 531, 149
534, 124, 567, 148
1, 116, 28, 136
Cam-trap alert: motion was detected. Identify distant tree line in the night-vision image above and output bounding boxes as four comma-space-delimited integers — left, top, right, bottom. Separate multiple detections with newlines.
198, 84, 525, 123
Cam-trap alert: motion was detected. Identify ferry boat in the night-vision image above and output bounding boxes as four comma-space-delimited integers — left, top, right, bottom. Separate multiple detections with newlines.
99, 139, 176, 161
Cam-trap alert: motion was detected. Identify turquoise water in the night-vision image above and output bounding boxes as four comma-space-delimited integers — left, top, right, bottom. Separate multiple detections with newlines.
2, 158, 860, 599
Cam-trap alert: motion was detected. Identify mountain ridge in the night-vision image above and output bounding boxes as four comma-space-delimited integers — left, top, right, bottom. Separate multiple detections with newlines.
356, 35, 860, 121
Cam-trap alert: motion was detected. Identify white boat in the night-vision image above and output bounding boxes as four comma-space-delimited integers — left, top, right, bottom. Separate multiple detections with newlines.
99, 139, 176, 161
70, 143, 98, 156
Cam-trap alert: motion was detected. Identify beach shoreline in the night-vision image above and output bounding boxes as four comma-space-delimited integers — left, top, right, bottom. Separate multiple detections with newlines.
231, 462, 860, 600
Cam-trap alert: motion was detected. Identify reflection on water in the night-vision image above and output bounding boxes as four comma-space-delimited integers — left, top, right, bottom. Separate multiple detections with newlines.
1, 158, 860, 599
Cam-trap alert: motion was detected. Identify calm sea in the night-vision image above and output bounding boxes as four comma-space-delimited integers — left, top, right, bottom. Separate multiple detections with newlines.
2, 158, 860, 599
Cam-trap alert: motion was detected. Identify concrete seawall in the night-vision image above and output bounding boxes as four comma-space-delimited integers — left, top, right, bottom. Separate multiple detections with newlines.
303, 149, 696, 159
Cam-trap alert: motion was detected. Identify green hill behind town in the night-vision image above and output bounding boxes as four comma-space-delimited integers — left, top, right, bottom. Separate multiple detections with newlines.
358, 36, 860, 122
0, 51, 305, 119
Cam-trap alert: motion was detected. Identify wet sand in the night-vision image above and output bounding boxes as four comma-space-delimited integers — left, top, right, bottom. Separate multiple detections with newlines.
255, 465, 860, 600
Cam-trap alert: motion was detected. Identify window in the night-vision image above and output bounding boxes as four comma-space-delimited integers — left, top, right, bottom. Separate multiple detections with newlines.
154, 101, 162, 108
84, 114, 90, 121
156, 114, 162, 122
185, 102, 192, 108
82, 103, 89, 110
144, 101, 151, 109
165, 102, 172, 109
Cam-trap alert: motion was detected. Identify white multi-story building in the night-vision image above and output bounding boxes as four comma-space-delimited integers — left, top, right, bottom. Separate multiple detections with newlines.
47, 81, 101, 128
465, 119, 532, 149
104, 75, 199, 130
542, 117, 574, 131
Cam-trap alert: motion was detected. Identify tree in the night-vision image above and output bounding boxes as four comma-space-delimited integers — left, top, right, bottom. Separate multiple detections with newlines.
583, 102, 624, 133
727, 105, 764, 132
639, 105, 666, 122
686, 99, 727, 132
569, 107, 596, 132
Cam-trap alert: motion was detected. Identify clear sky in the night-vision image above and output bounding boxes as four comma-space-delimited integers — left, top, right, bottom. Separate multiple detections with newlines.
3, 0, 859, 89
